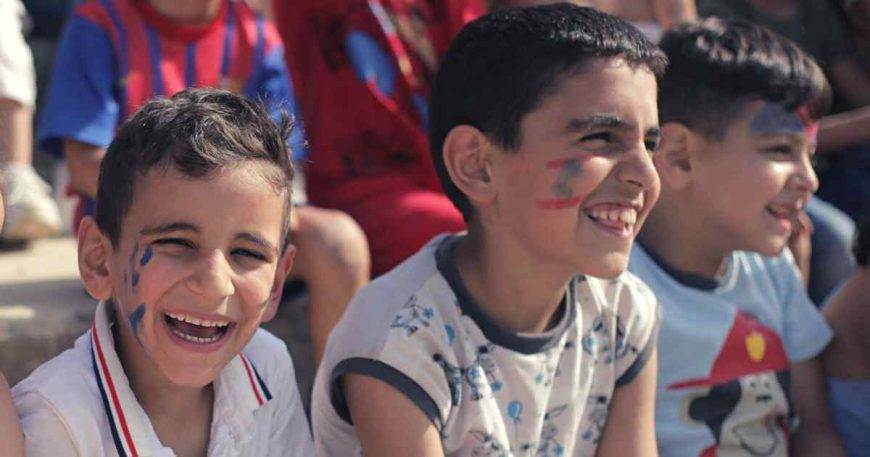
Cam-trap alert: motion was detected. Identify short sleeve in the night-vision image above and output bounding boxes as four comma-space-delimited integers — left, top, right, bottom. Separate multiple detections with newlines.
15, 390, 82, 457
37, 13, 120, 158
267, 343, 315, 456
773, 249, 833, 363
330, 295, 454, 428
611, 274, 662, 387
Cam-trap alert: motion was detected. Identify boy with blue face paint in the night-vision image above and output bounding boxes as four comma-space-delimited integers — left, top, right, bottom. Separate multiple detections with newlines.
629, 18, 847, 457
13, 88, 314, 456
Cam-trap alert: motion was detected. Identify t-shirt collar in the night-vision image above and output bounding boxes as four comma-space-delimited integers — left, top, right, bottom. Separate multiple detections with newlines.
90, 301, 272, 456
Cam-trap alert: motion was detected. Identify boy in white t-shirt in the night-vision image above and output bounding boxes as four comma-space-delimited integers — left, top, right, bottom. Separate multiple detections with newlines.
13, 88, 313, 456
312, 4, 665, 456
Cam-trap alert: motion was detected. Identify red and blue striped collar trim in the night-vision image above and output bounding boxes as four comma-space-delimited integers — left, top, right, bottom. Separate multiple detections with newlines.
90, 301, 153, 457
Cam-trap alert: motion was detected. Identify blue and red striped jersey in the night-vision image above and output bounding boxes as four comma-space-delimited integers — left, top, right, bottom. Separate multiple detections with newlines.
39, 0, 304, 160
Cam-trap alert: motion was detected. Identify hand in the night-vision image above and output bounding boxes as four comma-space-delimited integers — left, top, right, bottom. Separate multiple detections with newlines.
788, 209, 814, 287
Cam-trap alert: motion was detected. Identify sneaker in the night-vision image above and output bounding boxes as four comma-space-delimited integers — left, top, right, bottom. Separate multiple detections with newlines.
1, 164, 62, 241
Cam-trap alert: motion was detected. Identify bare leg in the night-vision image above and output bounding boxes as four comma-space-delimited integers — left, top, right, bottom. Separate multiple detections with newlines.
289, 206, 370, 365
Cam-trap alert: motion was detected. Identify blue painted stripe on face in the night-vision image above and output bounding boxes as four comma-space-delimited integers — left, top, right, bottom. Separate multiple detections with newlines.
750, 103, 804, 136
129, 304, 146, 341
139, 246, 153, 267
131, 272, 140, 288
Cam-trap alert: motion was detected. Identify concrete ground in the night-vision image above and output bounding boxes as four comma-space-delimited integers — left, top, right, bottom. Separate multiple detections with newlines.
0, 236, 317, 408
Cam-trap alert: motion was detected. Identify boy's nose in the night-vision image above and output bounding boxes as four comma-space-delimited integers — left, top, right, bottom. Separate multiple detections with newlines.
186, 250, 236, 299
793, 155, 819, 194
618, 145, 659, 190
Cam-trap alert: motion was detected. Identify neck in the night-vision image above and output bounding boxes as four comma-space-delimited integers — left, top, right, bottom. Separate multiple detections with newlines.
638, 195, 730, 280
146, 0, 221, 24
454, 226, 572, 335
114, 314, 212, 423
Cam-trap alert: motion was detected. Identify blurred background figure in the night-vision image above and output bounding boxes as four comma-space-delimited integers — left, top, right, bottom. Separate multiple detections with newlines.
0, 0, 61, 242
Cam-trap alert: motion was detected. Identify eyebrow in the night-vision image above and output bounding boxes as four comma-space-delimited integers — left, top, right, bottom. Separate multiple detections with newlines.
237, 232, 279, 255
140, 222, 199, 236
565, 114, 633, 132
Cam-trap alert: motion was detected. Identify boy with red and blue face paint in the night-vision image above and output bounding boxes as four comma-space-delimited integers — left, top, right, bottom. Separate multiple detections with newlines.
629, 18, 847, 457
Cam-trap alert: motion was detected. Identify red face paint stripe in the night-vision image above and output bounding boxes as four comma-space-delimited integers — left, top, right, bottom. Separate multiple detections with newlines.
240, 354, 265, 406
92, 321, 139, 457
545, 156, 587, 169
536, 196, 583, 210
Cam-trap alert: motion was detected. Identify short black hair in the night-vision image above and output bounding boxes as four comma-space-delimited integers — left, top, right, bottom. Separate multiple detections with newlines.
429, 3, 666, 222
658, 18, 831, 139
855, 217, 870, 267
95, 88, 295, 250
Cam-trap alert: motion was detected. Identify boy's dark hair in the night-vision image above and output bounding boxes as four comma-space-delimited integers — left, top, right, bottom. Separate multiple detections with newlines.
95, 88, 295, 250
429, 3, 666, 222
854, 217, 870, 267
658, 18, 831, 140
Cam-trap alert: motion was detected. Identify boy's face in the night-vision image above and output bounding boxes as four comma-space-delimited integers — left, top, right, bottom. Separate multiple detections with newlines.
487, 58, 661, 278
687, 101, 818, 256
98, 163, 292, 387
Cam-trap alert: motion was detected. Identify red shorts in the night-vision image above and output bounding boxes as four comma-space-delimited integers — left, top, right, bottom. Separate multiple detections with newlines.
343, 186, 465, 276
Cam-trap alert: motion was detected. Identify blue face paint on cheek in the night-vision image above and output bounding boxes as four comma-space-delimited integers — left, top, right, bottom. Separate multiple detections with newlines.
139, 246, 153, 267
129, 304, 146, 344
131, 271, 140, 287
750, 103, 804, 136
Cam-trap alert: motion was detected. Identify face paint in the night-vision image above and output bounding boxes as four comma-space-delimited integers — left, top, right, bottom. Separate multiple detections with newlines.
129, 303, 146, 345
796, 106, 819, 144
139, 246, 153, 267
536, 156, 586, 210
750, 103, 804, 136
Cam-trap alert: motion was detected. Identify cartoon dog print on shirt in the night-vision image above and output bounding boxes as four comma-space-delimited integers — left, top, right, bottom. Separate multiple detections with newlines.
669, 311, 793, 457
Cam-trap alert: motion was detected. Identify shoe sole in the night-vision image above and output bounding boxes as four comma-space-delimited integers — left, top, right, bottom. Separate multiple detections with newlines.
2, 217, 61, 241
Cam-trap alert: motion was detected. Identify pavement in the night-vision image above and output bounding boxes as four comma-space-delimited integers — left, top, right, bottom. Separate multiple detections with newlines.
0, 236, 317, 408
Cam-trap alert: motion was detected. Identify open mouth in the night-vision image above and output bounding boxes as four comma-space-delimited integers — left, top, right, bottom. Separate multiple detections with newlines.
586, 206, 637, 235
164, 312, 233, 344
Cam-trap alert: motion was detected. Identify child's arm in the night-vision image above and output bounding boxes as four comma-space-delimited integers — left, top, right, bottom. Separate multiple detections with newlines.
0, 374, 24, 457
595, 349, 659, 457
345, 373, 445, 457
791, 357, 847, 457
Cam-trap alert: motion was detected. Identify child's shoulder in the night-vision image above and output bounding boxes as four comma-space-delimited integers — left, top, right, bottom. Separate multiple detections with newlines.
13, 332, 98, 407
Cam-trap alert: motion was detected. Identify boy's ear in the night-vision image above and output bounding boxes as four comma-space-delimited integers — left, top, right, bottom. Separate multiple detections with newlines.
263, 244, 296, 323
442, 125, 497, 206
78, 217, 114, 301
655, 123, 694, 190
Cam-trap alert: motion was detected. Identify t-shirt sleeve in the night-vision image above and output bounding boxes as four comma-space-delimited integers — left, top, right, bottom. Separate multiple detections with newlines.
329, 295, 455, 429
15, 390, 82, 457
267, 342, 315, 456
37, 13, 120, 158
773, 249, 833, 363
612, 274, 662, 387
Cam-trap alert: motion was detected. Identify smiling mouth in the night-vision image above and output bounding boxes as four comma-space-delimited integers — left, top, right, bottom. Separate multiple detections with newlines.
586, 206, 638, 233
164, 312, 232, 344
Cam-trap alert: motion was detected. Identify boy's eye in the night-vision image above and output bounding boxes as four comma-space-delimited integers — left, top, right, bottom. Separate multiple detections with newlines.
764, 145, 793, 155
232, 248, 268, 262
153, 238, 194, 249
580, 132, 612, 145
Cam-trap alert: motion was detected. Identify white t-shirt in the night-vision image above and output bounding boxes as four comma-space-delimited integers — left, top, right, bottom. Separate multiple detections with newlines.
312, 234, 661, 457
628, 244, 833, 457
13, 301, 314, 457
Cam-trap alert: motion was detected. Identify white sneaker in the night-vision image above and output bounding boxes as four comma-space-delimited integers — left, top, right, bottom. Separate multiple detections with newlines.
2, 164, 62, 241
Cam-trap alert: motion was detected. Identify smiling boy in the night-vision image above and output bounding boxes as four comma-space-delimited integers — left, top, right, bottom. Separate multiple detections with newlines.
13, 88, 313, 456
629, 19, 847, 457
312, 5, 664, 456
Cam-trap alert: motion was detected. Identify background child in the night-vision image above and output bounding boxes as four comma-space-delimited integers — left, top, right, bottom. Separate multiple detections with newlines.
0, 190, 25, 457
14, 88, 313, 456
629, 18, 846, 457
312, 4, 664, 456
38, 0, 370, 365
822, 217, 870, 457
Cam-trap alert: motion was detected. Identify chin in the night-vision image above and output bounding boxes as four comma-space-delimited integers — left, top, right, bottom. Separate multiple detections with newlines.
578, 253, 629, 279
160, 362, 222, 388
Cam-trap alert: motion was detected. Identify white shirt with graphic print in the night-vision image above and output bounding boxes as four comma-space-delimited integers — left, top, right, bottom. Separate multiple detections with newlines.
13, 301, 314, 457
312, 234, 661, 457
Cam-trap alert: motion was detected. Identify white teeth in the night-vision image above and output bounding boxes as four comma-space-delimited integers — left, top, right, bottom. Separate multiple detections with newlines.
588, 207, 637, 225
165, 312, 229, 328
619, 209, 637, 225
168, 326, 221, 344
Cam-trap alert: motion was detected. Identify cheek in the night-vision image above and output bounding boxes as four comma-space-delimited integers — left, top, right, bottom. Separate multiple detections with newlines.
235, 268, 278, 315
534, 156, 599, 211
